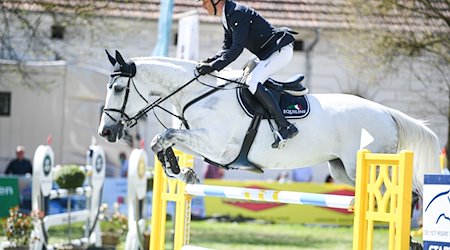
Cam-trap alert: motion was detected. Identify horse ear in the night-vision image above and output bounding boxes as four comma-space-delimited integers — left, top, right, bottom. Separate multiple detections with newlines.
115, 50, 126, 65
105, 49, 116, 66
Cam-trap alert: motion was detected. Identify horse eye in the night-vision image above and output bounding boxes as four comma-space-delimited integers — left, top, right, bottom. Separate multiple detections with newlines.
114, 85, 124, 93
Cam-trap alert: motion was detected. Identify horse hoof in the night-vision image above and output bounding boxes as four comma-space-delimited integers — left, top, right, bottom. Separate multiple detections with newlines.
182, 168, 200, 184
410, 241, 423, 250
150, 134, 164, 153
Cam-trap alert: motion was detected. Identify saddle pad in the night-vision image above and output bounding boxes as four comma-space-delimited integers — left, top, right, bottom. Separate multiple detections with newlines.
237, 88, 310, 119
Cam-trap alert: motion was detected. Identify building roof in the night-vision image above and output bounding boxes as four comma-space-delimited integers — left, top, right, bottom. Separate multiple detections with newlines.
3, 0, 449, 32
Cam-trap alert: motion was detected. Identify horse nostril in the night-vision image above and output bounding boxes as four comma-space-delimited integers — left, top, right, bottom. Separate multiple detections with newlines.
101, 128, 111, 137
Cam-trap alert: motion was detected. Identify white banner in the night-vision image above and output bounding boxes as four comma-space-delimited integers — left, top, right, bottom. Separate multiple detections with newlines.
176, 11, 199, 61
423, 174, 450, 249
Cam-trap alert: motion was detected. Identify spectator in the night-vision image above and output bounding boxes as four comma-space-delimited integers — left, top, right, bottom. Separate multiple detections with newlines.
5, 146, 33, 175
292, 167, 313, 182
202, 163, 224, 179
119, 152, 129, 177
276, 171, 289, 183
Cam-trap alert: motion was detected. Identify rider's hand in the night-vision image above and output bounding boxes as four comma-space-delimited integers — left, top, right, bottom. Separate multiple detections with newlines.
202, 57, 214, 64
196, 63, 215, 76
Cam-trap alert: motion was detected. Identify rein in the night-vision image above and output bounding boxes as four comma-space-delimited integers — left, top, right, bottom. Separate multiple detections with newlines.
124, 75, 201, 129
104, 69, 246, 130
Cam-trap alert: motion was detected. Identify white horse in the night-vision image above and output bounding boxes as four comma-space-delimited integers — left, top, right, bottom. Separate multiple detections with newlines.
98, 50, 441, 197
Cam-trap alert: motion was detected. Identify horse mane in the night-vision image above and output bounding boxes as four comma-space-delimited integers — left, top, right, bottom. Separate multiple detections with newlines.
131, 56, 197, 68
131, 56, 243, 81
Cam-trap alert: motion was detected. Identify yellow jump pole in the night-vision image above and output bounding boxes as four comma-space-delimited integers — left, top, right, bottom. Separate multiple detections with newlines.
149, 159, 167, 250
150, 151, 194, 250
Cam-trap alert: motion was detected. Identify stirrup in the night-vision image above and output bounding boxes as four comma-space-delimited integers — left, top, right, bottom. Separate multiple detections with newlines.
272, 131, 287, 149
271, 125, 298, 149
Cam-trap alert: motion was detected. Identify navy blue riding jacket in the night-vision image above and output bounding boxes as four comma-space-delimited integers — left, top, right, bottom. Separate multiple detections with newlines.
208, 0, 296, 71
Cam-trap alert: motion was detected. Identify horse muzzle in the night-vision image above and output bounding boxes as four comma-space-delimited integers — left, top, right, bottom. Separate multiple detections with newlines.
99, 123, 124, 142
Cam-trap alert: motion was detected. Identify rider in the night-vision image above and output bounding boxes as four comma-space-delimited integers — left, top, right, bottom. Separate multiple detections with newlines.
196, 0, 298, 149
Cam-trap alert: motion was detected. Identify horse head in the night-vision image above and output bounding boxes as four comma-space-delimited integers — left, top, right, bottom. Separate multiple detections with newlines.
98, 50, 148, 142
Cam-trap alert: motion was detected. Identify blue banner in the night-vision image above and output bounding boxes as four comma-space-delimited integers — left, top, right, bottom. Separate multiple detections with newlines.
153, 0, 174, 56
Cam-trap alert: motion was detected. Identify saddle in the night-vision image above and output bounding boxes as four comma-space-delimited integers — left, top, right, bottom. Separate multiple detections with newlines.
237, 79, 310, 119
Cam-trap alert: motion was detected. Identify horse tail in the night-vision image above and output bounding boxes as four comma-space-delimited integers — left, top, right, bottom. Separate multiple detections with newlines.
385, 108, 441, 197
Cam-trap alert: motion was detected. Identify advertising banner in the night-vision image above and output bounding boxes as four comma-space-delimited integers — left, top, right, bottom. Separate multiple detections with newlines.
423, 174, 450, 249
203, 180, 354, 225
0, 177, 20, 218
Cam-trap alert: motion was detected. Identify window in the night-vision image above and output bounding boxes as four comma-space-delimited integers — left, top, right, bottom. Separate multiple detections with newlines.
293, 40, 304, 51
51, 24, 65, 40
0, 92, 11, 116
173, 32, 178, 46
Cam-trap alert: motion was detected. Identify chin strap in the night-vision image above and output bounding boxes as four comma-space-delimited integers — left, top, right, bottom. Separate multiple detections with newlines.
211, 0, 221, 16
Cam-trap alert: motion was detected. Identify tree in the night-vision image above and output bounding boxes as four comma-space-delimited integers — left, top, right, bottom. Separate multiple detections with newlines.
0, 0, 106, 89
341, 0, 450, 167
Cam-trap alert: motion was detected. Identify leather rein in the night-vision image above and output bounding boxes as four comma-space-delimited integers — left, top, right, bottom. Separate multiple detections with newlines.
103, 67, 245, 130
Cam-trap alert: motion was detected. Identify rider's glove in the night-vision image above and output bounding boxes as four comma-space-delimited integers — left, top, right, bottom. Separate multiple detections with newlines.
202, 57, 214, 64
196, 63, 215, 76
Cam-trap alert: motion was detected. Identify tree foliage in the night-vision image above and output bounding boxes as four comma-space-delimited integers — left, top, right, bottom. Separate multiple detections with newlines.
0, 1, 110, 89
0, 0, 105, 61
340, 0, 449, 163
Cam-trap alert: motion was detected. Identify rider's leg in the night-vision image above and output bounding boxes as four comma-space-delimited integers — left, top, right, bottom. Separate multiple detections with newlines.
247, 44, 297, 148
253, 83, 298, 148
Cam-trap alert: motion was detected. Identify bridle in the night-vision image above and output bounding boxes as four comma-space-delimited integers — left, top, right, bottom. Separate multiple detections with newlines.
102, 69, 149, 129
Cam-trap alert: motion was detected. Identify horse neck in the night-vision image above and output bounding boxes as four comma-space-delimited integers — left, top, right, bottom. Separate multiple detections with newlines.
135, 58, 218, 110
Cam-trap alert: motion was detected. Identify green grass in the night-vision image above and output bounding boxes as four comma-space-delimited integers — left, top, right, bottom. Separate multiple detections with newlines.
1, 220, 421, 250
165, 220, 391, 250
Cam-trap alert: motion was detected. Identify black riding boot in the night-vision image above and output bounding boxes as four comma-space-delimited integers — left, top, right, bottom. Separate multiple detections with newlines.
253, 83, 299, 148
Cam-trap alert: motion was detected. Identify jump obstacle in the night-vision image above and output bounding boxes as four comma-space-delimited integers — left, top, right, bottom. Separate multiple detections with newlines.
149, 149, 414, 250
125, 147, 150, 250
30, 144, 106, 250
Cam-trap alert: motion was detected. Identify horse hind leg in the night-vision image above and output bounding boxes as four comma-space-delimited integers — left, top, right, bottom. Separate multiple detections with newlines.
328, 158, 356, 186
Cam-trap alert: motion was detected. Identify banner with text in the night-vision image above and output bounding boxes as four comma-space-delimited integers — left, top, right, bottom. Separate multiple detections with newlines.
0, 177, 20, 218
423, 174, 450, 249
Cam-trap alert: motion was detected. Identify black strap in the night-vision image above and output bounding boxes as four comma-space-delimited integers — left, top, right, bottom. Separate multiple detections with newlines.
181, 87, 223, 129
203, 114, 264, 173
126, 76, 200, 128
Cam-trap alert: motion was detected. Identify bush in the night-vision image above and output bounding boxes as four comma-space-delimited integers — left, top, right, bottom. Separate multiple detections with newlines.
2, 207, 43, 247
55, 165, 86, 190
99, 203, 128, 237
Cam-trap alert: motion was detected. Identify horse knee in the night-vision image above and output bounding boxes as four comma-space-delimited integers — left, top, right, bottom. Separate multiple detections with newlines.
150, 134, 164, 152
162, 128, 177, 140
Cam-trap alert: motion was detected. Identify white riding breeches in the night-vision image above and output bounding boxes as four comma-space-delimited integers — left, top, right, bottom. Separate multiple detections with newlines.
246, 44, 293, 94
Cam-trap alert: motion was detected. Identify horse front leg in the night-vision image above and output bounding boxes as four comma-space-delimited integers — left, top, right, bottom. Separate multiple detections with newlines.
151, 128, 211, 184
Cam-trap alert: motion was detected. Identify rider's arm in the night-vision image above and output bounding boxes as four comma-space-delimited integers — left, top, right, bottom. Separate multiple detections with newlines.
202, 26, 232, 63
210, 9, 250, 71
